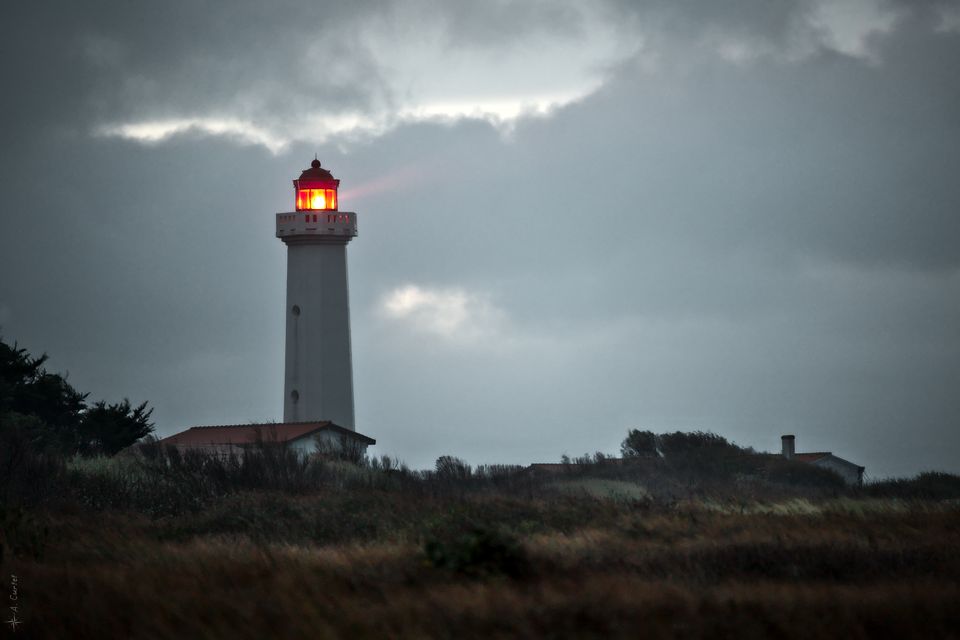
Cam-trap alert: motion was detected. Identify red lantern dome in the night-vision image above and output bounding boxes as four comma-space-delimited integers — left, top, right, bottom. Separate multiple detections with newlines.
294, 158, 339, 211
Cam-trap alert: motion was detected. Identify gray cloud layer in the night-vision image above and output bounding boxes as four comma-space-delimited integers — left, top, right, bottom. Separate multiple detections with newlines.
1, 0, 958, 477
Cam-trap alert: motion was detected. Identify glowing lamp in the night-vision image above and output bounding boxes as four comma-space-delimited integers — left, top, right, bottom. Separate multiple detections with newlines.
294, 158, 339, 211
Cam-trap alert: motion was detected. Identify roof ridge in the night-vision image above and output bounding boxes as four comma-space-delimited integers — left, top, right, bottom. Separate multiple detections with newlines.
159, 421, 375, 446
189, 421, 331, 430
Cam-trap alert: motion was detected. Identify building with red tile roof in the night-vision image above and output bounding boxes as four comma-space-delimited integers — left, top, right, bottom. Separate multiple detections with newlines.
781, 435, 864, 486
157, 421, 375, 458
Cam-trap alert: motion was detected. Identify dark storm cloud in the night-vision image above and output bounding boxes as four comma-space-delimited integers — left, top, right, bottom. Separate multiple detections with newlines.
1, 1, 392, 135
1, 0, 617, 142
1, 0, 958, 478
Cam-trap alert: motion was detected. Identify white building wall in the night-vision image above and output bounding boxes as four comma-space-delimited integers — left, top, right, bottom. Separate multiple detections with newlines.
164, 432, 368, 459
813, 455, 864, 486
288, 430, 369, 457
282, 237, 355, 429
287, 435, 316, 456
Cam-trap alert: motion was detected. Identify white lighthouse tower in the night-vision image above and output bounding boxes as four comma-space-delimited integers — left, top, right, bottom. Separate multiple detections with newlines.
276, 159, 357, 428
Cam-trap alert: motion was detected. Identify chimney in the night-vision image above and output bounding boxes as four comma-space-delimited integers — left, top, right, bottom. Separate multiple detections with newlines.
781, 434, 795, 460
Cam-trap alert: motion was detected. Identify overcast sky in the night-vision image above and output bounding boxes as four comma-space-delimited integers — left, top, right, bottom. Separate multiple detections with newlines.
2, 0, 958, 478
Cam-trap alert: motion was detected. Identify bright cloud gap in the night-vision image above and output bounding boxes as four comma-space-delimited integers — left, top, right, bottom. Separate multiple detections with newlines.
96, 118, 291, 154
94, 92, 588, 153
381, 284, 504, 342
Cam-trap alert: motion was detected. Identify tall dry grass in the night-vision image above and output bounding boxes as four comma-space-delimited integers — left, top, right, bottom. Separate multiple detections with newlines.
13, 504, 960, 639
2, 444, 959, 638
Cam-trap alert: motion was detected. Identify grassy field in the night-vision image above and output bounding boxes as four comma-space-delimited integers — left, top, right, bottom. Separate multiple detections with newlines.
2, 448, 959, 639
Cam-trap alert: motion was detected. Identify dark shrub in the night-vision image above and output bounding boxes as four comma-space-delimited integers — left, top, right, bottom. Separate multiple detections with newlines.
425, 526, 528, 578
659, 431, 740, 456
79, 399, 154, 456
164, 492, 311, 544
864, 472, 960, 500
0, 504, 49, 562
762, 458, 847, 490
621, 429, 659, 458
0, 413, 65, 508
435, 456, 472, 481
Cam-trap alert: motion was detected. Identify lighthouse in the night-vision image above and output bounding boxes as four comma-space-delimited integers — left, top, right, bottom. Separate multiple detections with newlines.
155, 159, 374, 459
276, 159, 357, 428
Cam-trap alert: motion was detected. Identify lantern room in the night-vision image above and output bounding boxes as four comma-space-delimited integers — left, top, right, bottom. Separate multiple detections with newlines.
294, 158, 340, 211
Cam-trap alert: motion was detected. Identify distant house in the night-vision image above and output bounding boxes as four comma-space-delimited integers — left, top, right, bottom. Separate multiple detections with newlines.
781, 434, 864, 486
157, 421, 375, 459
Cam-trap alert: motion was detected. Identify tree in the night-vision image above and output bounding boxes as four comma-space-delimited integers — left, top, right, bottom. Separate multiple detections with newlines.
621, 429, 659, 458
435, 456, 472, 481
658, 431, 735, 456
0, 339, 86, 453
79, 399, 155, 456
0, 337, 153, 456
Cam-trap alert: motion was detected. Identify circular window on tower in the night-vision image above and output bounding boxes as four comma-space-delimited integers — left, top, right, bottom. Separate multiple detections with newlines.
291, 304, 301, 316
290, 390, 299, 403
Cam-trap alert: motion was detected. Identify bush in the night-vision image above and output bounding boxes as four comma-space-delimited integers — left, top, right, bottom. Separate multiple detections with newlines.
0, 413, 65, 508
0, 504, 49, 562
435, 456, 472, 481
761, 458, 846, 490
163, 492, 312, 544
425, 526, 528, 578
864, 472, 960, 500
621, 429, 659, 458
658, 431, 741, 456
